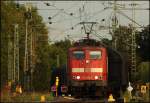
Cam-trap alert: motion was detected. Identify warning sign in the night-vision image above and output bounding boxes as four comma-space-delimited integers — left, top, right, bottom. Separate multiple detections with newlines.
51, 85, 56, 91
61, 85, 68, 93
141, 85, 146, 93
127, 82, 133, 92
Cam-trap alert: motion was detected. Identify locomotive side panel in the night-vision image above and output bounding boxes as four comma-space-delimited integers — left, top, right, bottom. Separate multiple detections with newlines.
107, 48, 128, 88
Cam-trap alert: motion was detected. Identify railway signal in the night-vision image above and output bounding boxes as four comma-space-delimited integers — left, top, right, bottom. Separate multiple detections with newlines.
55, 76, 59, 97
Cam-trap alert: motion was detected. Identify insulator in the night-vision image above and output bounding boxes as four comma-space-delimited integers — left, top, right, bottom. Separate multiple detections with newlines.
16, 3, 19, 9
101, 19, 105, 21
70, 13, 73, 16
45, 3, 50, 6
24, 12, 32, 19
112, 16, 118, 26
48, 17, 52, 19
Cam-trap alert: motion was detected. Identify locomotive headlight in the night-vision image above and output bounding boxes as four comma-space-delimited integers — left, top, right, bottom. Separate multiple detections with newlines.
86, 60, 90, 63
95, 76, 98, 79
77, 76, 80, 79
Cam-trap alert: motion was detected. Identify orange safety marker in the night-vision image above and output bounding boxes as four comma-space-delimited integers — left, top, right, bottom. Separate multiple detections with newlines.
13, 92, 16, 97
8, 81, 11, 87
19, 86, 22, 94
141, 85, 146, 94
108, 94, 115, 102
15, 85, 19, 93
40, 95, 46, 102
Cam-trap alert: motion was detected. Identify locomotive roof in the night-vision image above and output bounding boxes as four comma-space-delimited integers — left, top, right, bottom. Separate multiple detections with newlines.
73, 38, 105, 47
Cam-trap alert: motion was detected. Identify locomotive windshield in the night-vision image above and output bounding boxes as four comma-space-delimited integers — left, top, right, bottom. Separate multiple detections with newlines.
73, 51, 85, 59
90, 51, 101, 59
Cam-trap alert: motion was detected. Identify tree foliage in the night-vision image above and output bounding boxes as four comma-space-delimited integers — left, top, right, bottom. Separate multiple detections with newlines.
113, 25, 149, 82
1, 1, 50, 91
137, 62, 150, 83
136, 25, 150, 61
49, 39, 72, 68
113, 25, 133, 52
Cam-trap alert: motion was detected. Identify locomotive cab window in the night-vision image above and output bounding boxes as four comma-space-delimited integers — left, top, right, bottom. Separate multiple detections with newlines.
90, 51, 101, 59
73, 51, 85, 59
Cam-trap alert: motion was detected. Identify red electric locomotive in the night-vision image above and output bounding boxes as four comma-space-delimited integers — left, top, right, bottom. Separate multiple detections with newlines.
66, 39, 109, 97
66, 38, 128, 98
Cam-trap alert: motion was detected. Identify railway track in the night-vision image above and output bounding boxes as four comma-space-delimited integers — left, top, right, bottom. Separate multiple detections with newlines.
50, 100, 106, 103
50, 96, 108, 103
50, 101, 105, 103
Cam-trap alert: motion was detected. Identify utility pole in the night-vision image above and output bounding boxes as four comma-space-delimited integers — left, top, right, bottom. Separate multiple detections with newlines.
8, 30, 13, 83
130, 2, 137, 81
24, 3, 32, 91
13, 25, 16, 82
30, 28, 33, 91
24, 12, 28, 91
13, 24, 19, 83
105, 1, 148, 49
15, 24, 20, 83
112, 0, 118, 49
24, 19, 28, 73
100, 1, 149, 82
57, 54, 60, 68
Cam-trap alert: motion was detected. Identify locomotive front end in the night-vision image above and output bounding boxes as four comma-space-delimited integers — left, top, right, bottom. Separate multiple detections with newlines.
67, 47, 108, 87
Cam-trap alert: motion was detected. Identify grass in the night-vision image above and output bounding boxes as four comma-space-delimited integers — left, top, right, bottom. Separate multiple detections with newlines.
1, 90, 54, 102
123, 89, 150, 102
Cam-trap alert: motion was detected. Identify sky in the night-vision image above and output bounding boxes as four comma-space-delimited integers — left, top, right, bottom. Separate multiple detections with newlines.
18, 1, 149, 42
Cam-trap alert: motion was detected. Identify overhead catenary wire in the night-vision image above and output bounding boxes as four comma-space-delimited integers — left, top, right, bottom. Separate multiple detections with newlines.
36, 1, 149, 43
44, 2, 111, 25
48, 4, 79, 19
117, 10, 144, 28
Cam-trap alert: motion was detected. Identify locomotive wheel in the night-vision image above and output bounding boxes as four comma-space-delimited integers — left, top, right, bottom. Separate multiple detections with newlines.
68, 86, 82, 98
73, 86, 82, 98
95, 86, 104, 97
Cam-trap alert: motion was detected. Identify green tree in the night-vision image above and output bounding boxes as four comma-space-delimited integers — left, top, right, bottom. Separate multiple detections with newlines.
49, 39, 72, 68
113, 25, 133, 52
137, 62, 150, 83
1, 1, 50, 91
136, 25, 150, 61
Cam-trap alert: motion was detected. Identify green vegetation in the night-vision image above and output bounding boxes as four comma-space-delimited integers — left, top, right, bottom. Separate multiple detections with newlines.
136, 25, 150, 61
1, 90, 53, 102
1, 1, 72, 91
1, 1, 49, 91
137, 62, 150, 83
113, 25, 150, 82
